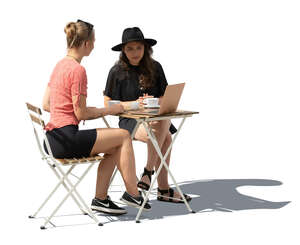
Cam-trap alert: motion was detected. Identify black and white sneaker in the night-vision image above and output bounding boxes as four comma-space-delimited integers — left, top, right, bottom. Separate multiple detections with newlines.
120, 191, 151, 211
91, 196, 127, 215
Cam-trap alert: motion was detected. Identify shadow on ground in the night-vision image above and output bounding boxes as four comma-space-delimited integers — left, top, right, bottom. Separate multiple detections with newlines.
97, 179, 290, 223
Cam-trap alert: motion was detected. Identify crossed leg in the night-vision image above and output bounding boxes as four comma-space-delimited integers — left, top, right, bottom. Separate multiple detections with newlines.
90, 128, 139, 199
134, 120, 186, 201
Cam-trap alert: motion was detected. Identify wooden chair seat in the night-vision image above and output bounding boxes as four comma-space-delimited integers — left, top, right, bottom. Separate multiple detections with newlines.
56, 155, 104, 165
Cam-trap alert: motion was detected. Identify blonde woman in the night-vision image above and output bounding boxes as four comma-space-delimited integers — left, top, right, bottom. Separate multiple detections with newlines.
42, 20, 150, 215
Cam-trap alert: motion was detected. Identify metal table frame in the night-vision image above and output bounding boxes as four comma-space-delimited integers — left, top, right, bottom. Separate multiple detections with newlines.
107, 111, 198, 222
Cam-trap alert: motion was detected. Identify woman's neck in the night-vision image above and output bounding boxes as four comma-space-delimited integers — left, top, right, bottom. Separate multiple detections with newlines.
129, 61, 139, 67
128, 59, 140, 66
66, 49, 83, 63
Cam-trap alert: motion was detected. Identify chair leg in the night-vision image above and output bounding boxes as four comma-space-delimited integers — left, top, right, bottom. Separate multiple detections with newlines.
52, 164, 88, 214
41, 163, 102, 228
30, 165, 87, 218
30, 179, 63, 218
30, 165, 76, 218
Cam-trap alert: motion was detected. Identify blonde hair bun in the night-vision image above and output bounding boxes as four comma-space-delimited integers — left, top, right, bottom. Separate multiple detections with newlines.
64, 20, 93, 48
64, 22, 77, 39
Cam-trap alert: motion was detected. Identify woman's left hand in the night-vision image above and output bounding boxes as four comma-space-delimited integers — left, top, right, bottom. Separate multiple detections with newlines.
137, 97, 144, 107
141, 93, 154, 105
142, 93, 154, 99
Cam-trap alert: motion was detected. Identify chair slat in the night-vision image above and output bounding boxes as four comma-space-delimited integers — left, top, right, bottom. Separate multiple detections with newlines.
57, 155, 104, 165
26, 102, 42, 115
30, 114, 45, 127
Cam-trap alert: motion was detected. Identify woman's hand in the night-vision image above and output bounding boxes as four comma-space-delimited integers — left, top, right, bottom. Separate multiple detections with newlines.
142, 93, 154, 99
136, 97, 144, 107
137, 93, 154, 107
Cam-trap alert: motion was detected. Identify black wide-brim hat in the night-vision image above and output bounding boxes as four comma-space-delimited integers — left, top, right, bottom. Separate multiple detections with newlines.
112, 27, 157, 51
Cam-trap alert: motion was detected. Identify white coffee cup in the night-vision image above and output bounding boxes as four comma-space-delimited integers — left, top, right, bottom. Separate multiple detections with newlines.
144, 98, 159, 107
108, 100, 120, 107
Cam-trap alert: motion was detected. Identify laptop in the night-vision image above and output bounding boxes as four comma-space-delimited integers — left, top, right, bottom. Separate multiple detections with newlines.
128, 83, 185, 116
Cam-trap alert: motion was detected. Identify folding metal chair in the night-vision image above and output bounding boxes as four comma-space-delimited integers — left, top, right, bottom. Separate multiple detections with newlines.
26, 102, 104, 229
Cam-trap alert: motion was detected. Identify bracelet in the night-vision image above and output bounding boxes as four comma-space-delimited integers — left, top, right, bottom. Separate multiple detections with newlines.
130, 101, 139, 110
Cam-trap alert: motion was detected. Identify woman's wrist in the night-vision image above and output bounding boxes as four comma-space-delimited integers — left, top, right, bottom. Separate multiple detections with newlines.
86, 107, 106, 119
100, 107, 110, 117
130, 101, 140, 110
119, 101, 130, 111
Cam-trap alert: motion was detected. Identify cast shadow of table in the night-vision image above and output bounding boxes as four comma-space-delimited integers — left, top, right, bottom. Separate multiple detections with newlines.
98, 179, 290, 223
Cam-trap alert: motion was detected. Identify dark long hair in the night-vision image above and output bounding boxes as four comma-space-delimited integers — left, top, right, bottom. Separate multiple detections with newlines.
118, 42, 155, 89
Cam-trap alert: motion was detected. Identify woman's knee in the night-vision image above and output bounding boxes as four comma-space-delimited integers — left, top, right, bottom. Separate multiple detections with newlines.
162, 120, 171, 130
151, 120, 170, 131
151, 120, 170, 137
118, 128, 131, 140
164, 133, 172, 145
105, 147, 117, 155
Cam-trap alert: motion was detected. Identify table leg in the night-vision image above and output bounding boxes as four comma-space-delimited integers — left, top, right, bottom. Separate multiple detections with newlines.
135, 117, 194, 223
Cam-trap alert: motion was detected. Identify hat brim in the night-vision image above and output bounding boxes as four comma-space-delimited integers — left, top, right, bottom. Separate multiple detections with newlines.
111, 38, 157, 51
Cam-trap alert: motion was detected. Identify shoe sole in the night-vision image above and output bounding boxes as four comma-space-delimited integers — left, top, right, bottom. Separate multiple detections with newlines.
91, 205, 127, 215
120, 198, 151, 211
157, 195, 192, 203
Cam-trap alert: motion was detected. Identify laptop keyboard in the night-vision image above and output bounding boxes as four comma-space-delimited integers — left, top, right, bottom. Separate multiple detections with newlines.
144, 109, 159, 113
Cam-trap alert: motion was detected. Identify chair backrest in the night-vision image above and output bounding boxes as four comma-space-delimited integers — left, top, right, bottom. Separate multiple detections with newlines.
25, 102, 54, 159
26, 102, 44, 126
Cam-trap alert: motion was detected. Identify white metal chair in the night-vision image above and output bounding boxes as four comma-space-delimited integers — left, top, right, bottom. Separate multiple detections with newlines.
26, 102, 104, 229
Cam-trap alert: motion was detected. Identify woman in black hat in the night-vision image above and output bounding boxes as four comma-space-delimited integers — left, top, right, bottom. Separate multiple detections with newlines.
103, 27, 191, 203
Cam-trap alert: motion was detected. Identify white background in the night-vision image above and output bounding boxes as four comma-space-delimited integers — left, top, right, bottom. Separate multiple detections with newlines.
0, 0, 299, 244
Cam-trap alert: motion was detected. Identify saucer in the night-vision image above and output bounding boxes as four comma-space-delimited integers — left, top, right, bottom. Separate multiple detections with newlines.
144, 105, 160, 109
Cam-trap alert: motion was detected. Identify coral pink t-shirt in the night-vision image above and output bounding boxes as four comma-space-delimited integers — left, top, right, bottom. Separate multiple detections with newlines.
45, 58, 87, 131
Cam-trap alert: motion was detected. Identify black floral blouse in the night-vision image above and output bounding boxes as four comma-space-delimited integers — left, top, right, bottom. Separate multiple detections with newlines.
104, 60, 177, 134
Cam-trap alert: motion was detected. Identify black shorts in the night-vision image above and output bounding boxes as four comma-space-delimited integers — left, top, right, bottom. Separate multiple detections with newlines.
43, 125, 97, 159
119, 117, 177, 135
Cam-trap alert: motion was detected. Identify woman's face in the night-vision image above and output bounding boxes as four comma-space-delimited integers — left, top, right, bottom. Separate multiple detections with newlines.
123, 41, 145, 65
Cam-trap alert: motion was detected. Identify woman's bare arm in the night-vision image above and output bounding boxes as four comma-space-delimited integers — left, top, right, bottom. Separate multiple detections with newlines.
104, 94, 158, 110
104, 95, 137, 110
73, 95, 124, 121
42, 86, 51, 112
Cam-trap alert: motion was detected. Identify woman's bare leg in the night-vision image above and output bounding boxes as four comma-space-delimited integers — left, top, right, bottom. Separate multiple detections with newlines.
135, 121, 185, 200
90, 128, 139, 198
95, 152, 117, 199
135, 120, 171, 186
153, 132, 187, 201
155, 133, 172, 189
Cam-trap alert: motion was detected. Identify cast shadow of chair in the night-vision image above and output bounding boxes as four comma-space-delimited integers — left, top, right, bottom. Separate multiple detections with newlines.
100, 179, 290, 223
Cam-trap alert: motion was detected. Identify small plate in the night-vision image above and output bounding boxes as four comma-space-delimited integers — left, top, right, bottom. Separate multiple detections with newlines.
144, 105, 160, 109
